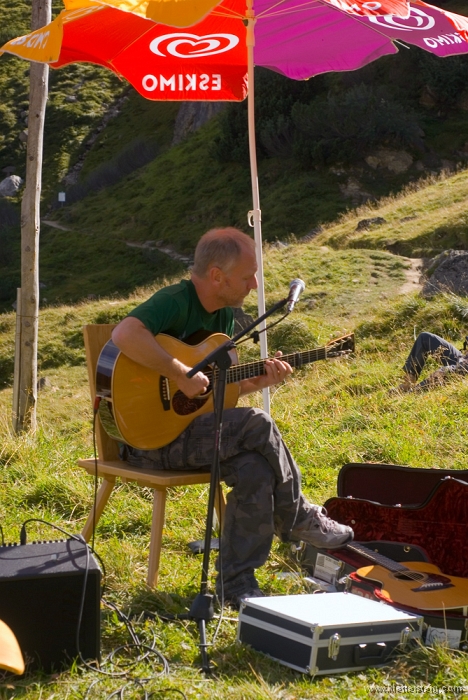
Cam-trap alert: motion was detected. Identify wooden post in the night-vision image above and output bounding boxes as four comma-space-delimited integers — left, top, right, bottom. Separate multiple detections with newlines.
12, 288, 22, 433
15, 0, 51, 433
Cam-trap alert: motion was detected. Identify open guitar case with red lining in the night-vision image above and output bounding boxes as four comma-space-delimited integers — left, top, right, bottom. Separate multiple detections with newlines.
297, 463, 468, 650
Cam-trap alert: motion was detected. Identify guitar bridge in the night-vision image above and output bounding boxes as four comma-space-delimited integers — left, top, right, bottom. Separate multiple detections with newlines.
159, 376, 171, 411
412, 581, 454, 592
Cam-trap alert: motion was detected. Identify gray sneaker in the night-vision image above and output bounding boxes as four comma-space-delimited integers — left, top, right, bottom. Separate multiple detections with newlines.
224, 587, 265, 611
290, 506, 353, 550
217, 572, 265, 610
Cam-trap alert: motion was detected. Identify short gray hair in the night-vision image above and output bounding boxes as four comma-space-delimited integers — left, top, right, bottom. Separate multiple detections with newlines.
192, 227, 255, 277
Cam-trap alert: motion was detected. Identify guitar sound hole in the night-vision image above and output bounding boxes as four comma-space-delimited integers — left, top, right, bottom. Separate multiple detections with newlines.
394, 571, 425, 582
172, 390, 210, 416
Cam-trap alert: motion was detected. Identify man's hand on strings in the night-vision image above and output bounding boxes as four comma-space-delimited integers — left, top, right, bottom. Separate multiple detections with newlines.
263, 352, 293, 387
177, 367, 210, 399
239, 351, 293, 396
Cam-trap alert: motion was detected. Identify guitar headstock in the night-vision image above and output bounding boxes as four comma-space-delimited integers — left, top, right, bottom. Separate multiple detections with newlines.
325, 333, 355, 357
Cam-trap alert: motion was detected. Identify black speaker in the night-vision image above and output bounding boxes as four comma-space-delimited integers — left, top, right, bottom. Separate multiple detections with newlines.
0, 539, 101, 672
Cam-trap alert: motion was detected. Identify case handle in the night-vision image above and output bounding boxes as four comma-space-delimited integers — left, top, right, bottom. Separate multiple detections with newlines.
353, 642, 387, 664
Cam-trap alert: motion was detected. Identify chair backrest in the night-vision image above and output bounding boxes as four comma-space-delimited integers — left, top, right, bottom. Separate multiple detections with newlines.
83, 324, 119, 461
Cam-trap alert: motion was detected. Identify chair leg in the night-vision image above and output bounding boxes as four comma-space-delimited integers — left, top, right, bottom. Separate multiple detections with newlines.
146, 488, 167, 588
81, 476, 116, 542
214, 484, 226, 532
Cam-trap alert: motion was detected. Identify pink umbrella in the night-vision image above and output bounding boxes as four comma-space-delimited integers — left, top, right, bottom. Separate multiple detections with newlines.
2, 0, 468, 407
3, 1, 466, 99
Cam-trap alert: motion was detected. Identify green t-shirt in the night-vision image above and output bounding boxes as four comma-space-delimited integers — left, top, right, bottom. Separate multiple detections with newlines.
127, 279, 234, 340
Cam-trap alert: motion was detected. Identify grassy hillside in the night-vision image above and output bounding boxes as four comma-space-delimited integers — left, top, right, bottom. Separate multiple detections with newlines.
3, 162, 468, 314
3, 0, 468, 313
315, 170, 468, 257
2, 170, 468, 695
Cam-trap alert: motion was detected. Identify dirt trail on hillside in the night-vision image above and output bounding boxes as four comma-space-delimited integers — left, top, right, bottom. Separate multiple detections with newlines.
42, 220, 71, 231
399, 257, 424, 294
125, 240, 193, 266
38, 229, 425, 296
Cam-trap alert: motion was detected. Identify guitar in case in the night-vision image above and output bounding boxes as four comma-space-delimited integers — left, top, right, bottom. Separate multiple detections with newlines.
297, 540, 468, 610
346, 572, 468, 651
300, 463, 468, 649
347, 541, 468, 611
324, 475, 468, 579
296, 539, 431, 589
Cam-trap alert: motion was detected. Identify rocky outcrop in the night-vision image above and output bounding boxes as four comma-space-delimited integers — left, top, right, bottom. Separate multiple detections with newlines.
339, 177, 373, 206
172, 102, 226, 146
0, 175, 23, 197
421, 250, 468, 297
300, 226, 323, 242
61, 89, 131, 187
355, 217, 387, 231
365, 148, 413, 175
233, 307, 255, 335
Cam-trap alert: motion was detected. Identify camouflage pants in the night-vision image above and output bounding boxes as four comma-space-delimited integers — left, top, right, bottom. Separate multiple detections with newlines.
125, 407, 311, 596
403, 331, 468, 389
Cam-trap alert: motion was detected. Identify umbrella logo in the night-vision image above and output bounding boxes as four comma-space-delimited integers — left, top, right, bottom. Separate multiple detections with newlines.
9, 30, 50, 50
150, 33, 239, 59
369, 6, 435, 30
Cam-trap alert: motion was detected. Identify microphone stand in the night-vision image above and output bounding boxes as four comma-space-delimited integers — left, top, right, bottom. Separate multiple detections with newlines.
185, 296, 289, 673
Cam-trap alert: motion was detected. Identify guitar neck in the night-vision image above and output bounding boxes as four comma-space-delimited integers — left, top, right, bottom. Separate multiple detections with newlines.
347, 542, 409, 574
226, 347, 328, 384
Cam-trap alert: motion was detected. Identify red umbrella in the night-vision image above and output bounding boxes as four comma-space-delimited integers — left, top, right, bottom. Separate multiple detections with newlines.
6, 1, 467, 102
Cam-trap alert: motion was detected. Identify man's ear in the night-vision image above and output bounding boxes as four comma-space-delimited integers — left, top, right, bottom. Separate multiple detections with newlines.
209, 266, 224, 286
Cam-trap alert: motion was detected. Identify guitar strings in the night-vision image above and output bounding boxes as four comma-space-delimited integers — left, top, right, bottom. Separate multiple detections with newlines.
164, 342, 350, 398
350, 543, 433, 583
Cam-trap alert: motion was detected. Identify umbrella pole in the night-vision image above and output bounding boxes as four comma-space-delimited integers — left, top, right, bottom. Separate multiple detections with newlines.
246, 7, 270, 414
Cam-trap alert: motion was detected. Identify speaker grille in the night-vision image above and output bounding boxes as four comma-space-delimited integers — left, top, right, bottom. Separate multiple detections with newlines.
0, 540, 101, 672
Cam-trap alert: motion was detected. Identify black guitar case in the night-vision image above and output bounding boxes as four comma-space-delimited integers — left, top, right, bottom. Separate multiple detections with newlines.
336, 462, 468, 507
325, 473, 468, 578
299, 463, 468, 650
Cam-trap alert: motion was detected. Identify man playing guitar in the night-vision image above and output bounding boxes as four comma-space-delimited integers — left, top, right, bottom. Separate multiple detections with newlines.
112, 226, 353, 607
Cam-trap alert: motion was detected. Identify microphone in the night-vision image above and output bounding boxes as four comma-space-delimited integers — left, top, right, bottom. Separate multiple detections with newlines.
287, 279, 305, 312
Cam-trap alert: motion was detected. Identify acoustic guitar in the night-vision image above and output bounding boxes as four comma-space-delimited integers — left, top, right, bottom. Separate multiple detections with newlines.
95, 331, 354, 450
349, 542, 468, 611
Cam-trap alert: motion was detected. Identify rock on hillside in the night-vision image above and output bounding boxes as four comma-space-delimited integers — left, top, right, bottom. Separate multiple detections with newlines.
0, 175, 23, 197
422, 250, 468, 297
172, 102, 225, 145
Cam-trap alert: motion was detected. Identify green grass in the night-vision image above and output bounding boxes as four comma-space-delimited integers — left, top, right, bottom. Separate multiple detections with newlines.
3, 2, 468, 694
2, 218, 468, 696
0, 54, 129, 196
314, 170, 468, 257
2, 0, 468, 313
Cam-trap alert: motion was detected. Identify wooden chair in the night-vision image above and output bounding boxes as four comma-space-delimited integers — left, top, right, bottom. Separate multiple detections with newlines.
77, 324, 225, 588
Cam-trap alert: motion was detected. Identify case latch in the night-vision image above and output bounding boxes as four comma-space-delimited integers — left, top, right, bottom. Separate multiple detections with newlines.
400, 626, 412, 646
328, 633, 341, 660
